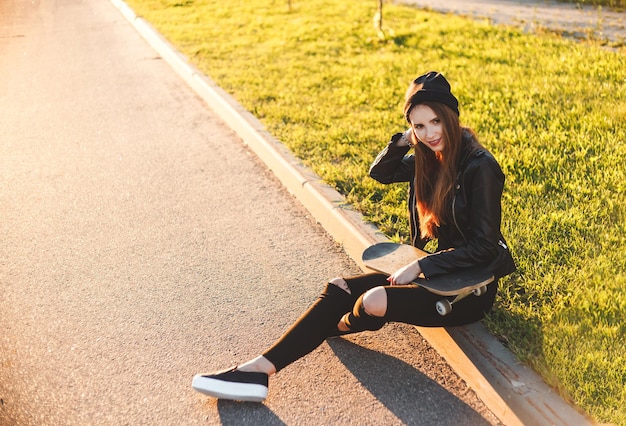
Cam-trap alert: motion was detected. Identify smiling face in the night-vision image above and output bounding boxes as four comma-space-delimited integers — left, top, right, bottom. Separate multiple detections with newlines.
408, 104, 445, 153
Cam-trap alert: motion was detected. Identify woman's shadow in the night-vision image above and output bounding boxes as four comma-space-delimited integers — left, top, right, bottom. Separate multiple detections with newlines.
217, 400, 286, 426
326, 337, 492, 425
216, 336, 491, 426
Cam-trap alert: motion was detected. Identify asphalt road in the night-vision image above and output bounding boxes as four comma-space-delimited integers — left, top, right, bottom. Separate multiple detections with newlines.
0, 0, 500, 424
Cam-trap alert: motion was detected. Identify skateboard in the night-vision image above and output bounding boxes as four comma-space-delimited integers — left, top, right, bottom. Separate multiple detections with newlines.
362, 242, 494, 316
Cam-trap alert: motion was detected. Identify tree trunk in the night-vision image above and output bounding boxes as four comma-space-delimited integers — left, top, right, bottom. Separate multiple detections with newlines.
374, 0, 384, 37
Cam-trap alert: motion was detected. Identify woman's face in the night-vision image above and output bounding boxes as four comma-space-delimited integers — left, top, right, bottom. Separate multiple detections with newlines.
408, 104, 445, 153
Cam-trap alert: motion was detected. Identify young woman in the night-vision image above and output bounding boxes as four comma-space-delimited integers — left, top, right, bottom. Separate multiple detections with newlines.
192, 71, 516, 402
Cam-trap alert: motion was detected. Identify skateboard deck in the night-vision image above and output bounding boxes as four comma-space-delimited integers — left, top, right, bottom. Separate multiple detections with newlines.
362, 242, 494, 315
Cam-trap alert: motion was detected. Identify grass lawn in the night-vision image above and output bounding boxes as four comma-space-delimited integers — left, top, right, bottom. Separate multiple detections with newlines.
123, 0, 626, 422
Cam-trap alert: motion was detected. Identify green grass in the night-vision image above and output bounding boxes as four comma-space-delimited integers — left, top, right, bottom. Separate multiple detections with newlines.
123, 0, 626, 422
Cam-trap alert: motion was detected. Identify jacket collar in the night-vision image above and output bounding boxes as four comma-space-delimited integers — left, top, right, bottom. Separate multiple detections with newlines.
458, 130, 481, 169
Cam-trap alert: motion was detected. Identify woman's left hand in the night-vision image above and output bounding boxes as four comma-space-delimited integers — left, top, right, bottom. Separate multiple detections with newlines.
387, 260, 422, 286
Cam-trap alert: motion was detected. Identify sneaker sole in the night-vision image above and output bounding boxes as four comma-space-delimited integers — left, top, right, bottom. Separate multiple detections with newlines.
192, 375, 268, 402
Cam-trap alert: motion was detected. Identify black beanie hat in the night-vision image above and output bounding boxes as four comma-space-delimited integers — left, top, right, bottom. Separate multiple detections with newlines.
406, 71, 459, 119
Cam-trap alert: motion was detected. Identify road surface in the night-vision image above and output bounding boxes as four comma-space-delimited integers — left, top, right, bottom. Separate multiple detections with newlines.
0, 0, 499, 424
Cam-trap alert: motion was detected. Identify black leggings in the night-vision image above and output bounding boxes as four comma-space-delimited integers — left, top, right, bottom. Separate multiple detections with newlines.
262, 273, 497, 372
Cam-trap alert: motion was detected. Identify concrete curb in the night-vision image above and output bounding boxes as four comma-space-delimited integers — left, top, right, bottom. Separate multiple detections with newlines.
110, 1, 595, 424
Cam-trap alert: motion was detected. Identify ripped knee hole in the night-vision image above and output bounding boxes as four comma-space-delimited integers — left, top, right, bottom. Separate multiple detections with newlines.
329, 277, 351, 294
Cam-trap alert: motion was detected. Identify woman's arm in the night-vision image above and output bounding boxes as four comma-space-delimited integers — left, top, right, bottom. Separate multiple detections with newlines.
369, 131, 415, 184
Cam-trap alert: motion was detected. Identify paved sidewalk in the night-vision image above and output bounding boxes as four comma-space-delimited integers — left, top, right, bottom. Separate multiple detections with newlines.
400, 0, 625, 44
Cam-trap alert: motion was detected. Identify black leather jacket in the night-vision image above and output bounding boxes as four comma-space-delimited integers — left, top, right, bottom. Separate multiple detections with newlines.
369, 131, 516, 279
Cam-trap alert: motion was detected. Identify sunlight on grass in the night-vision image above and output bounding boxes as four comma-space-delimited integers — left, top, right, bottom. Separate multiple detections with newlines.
124, 0, 626, 422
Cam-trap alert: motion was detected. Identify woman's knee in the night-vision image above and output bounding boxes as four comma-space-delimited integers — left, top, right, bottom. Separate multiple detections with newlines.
328, 277, 351, 294
342, 290, 387, 332
362, 286, 387, 317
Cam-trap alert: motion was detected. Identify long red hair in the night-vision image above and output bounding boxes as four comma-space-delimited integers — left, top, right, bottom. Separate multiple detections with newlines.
404, 101, 478, 239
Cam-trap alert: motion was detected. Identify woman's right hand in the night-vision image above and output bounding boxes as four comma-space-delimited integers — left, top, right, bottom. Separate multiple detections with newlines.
397, 129, 415, 147
387, 259, 422, 286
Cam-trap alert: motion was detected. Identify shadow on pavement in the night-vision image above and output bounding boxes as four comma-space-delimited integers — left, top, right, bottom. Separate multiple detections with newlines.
217, 400, 286, 426
327, 338, 491, 426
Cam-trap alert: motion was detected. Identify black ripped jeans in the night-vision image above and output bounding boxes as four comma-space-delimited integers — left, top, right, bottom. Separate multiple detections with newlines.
262, 273, 497, 372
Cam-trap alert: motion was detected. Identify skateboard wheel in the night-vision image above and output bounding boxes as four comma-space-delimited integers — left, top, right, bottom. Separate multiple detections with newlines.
436, 300, 452, 316
473, 285, 487, 296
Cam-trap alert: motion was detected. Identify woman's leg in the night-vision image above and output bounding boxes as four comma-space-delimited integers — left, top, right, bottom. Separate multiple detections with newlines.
237, 275, 497, 375
192, 273, 387, 400
382, 280, 498, 327
192, 276, 497, 400
192, 275, 381, 401
261, 273, 388, 372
